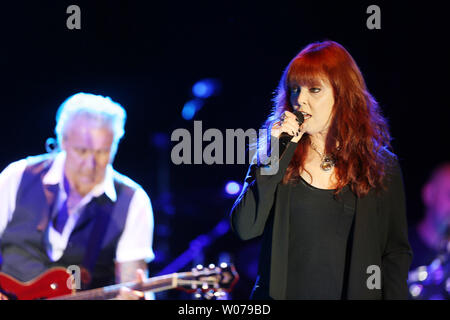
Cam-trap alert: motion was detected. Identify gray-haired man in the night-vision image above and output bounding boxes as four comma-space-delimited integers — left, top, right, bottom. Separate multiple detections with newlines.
0, 92, 154, 299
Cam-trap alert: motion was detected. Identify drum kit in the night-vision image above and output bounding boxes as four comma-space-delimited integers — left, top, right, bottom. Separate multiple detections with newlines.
408, 239, 450, 300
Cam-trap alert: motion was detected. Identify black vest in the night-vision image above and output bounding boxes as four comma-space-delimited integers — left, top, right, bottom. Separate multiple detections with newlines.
0, 154, 137, 289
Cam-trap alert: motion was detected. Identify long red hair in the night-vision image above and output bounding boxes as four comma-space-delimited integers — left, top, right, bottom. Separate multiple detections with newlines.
265, 40, 393, 197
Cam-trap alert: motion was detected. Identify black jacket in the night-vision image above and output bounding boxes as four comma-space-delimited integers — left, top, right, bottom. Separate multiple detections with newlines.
230, 139, 412, 299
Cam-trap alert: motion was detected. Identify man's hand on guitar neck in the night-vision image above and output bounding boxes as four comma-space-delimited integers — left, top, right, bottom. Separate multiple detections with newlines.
114, 268, 146, 300
0, 287, 13, 300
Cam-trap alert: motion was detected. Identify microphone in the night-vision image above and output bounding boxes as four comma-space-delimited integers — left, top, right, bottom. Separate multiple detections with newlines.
262, 110, 305, 171
279, 110, 304, 143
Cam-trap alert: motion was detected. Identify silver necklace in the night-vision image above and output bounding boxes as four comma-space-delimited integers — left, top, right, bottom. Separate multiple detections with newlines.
310, 141, 335, 171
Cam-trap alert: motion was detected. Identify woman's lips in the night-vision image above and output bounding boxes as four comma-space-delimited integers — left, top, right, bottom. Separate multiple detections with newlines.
301, 111, 312, 119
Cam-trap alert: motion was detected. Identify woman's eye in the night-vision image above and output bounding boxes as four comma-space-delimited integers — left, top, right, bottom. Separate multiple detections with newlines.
310, 87, 321, 93
291, 86, 300, 94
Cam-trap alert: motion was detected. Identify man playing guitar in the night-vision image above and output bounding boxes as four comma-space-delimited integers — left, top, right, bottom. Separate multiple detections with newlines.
0, 93, 154, 300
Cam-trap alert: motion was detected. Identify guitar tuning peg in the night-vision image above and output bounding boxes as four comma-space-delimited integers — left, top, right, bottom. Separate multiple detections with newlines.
204, 290, 216, 300
214, 290, 227, 299
194, 291, 203, 299
196, 264, 204, 270
208, 264, 215, 269
220, 262, 228, 269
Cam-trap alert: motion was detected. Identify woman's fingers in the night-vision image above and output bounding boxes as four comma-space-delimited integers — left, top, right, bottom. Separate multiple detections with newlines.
271, 111, 303, 138
291, 122, 306, 143
282, 110, 298, 119
280, 111, 301, 135
283, 116, 300, 128
281, 122, 298, 136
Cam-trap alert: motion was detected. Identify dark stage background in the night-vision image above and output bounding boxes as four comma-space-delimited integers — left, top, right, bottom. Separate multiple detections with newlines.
1, 1, 449, 299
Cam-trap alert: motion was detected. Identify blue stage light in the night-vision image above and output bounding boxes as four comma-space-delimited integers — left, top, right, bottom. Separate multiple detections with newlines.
152, 132, 169, 149
192, 78, 221, 98
181, 99, 204, 120
225, 181, 241, 195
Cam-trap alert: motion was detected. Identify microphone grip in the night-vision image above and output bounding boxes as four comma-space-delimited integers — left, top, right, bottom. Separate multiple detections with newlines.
277, 110, 304, 154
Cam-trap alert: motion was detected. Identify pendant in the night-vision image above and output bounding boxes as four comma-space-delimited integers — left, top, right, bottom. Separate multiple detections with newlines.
320, 156, 335, 171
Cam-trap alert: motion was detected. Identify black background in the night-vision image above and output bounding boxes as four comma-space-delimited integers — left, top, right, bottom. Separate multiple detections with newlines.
1, 0, 449, 299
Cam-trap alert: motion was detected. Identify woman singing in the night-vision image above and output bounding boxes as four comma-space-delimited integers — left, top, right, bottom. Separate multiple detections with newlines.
230, 40, 412, 300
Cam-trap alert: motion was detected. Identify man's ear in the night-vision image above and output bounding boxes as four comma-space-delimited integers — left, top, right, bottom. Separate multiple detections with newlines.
60, 136, 67, 151
422, 182, 434, 207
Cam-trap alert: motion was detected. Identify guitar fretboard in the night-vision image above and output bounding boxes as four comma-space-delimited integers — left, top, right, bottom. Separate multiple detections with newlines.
50, 272, 197, 300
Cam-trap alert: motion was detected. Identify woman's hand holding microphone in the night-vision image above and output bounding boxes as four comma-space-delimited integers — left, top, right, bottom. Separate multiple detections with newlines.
271, 110, 305, 143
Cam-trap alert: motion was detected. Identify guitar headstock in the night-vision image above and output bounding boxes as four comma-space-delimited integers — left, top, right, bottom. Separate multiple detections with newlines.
176, 262, 239, 295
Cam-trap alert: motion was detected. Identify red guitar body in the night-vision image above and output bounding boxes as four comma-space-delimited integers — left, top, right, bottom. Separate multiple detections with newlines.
0, 263, 239, 300
0, 268, 73, 300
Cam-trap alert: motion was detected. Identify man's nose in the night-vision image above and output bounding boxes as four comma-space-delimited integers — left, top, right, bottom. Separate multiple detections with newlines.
84, 152, 97, 169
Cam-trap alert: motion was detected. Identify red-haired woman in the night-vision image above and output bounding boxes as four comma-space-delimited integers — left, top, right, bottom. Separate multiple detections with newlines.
230, 40, 412, 300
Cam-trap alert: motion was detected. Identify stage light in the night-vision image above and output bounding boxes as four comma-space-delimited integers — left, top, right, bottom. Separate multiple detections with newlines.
417, 266, 428, 281
192, 78, 221, 99
409, 284, 423, 297
225, 181, 241, 195
212, 219, 229, 236
181, 99, 204, 120
152, 132, 169, 149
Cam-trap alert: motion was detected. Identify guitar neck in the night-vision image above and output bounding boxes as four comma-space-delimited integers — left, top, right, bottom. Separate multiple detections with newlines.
50, 272, 193, 300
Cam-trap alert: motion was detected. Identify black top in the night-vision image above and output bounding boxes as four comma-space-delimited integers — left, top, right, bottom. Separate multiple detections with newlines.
231, 139, 412, 299
287, 177, 352, 299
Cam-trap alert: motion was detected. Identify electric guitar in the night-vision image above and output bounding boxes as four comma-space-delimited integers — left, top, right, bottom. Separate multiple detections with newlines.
0, 263, 238, 300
